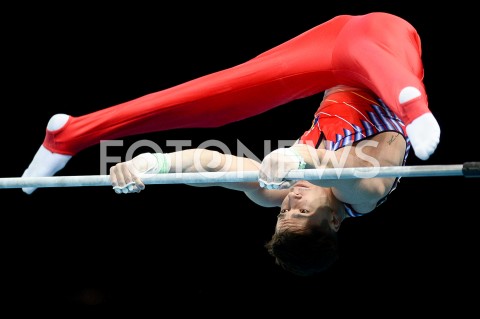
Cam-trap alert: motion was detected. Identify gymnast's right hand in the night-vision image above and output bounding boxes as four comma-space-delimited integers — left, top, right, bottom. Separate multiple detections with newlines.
258, 147, 306, 190
109, 153, 159, 194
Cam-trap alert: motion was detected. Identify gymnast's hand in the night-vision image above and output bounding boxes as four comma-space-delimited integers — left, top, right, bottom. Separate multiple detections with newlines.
109, 153, 160, 194
258, 148, 306, 190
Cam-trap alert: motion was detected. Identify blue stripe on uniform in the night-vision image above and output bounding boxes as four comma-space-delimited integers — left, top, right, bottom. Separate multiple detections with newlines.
372, 104, 395, 131
352, 124, 363, 141
344, 203, 365, 217
368, 111, 385, 131
342, 129, 352, 147
361, 119, 375, 137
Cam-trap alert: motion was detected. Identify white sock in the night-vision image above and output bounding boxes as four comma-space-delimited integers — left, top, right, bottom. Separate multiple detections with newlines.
22, 145, 72, 194
22, 114, 72, 194
406, 113, 440, 161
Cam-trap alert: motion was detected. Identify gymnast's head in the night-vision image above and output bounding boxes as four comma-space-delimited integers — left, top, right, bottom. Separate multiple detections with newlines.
264, 181, 347, 276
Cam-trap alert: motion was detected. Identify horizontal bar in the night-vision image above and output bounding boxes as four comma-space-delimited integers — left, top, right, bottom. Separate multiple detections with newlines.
1, 163, 478, 189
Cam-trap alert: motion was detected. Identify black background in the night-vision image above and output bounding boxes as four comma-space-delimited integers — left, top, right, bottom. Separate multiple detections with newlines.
2, 1, 479, 315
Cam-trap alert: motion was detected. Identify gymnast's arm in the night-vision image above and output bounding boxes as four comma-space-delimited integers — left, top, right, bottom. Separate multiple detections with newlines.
289, 132, 406, 213
109, 148, 287, 207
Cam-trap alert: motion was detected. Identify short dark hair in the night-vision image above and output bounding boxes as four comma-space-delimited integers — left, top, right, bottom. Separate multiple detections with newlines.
264, 220, 339, 276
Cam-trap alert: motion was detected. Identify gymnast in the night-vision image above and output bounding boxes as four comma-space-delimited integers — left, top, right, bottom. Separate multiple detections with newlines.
23, 12, 440, 197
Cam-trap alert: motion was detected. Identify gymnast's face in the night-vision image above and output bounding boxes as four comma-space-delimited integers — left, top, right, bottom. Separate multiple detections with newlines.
276, 181, 334, 234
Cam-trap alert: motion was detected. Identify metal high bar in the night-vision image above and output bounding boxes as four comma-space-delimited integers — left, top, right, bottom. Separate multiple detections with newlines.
0, 162, 478, 190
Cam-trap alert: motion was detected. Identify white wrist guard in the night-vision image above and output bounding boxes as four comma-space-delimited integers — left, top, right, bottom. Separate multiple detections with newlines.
286, 148, 306, 169
134, 153, 171, 174
153, 153, 171, 174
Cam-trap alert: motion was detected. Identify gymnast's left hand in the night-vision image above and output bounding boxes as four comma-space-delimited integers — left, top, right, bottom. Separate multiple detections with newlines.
109, 153, 158, 194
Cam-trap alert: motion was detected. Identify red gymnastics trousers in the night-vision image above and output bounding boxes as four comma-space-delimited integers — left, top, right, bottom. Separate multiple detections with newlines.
44, 12, 429, 156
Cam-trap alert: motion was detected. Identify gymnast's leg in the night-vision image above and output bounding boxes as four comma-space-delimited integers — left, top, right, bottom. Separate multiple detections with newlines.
21, 16, 349, 194
332, 12, 440, 160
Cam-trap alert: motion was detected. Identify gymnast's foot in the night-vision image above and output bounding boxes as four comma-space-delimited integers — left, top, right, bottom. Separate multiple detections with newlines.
22, 114, 72, 194
406, 112, 440, 161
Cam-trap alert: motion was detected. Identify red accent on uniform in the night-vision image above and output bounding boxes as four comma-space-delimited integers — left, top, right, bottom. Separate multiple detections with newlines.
298, 88, 408, 147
